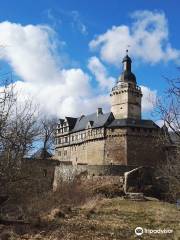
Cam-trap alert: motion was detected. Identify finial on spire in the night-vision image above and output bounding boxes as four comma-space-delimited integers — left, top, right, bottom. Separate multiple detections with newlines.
126, 45, 131, 55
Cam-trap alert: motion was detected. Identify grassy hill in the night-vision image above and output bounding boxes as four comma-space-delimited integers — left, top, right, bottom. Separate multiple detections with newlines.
0, 197, 180, 240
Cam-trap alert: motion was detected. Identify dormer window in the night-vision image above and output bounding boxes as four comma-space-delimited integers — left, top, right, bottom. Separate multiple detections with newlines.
64, 126, 69, 132
86, 121, 94, 129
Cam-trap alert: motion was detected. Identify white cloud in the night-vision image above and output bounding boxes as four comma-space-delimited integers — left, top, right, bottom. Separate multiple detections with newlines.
0, 22, 62, 84
141, 85, 157, 112
88, 56, 115, 90
71, 10, 88, 35
0, 21, 93, 117
13, 80, 110, 118
55, 8, 88, 36
89, 10, 180, 65
0, 20, 158, 119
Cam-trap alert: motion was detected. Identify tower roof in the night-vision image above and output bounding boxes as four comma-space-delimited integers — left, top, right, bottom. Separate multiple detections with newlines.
117, 52, 136, 84
120, 70, 136, 83
122, 54, 132, 63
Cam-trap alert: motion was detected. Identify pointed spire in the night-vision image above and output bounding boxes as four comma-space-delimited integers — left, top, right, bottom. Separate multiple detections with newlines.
122, 49, 132, 72
116, 50, 136, 84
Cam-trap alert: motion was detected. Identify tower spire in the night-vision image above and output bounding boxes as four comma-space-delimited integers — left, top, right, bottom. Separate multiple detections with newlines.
122, 50, 132, 72
116, 51, 136, 84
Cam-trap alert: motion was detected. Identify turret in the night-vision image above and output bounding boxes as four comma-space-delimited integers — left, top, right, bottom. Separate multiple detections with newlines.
110, 51, 142, 119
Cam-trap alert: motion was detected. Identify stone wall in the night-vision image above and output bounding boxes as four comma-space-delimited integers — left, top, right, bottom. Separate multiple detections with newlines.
111, 87, 129, 119
126, 130, 166, 166
105, 128, 127, 165
124, 166, 154, 194
53, 164, 136, 191
80, 139, 105, 165
54, 126, 165, 167
55, 139, 105, 165
110, 85, 141, 119
16, 159, 60, 194
104, 127, 165, 167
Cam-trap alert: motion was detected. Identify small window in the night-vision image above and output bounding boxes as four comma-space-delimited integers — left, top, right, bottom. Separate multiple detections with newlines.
58, 151, 61, 156
43, 169, 47, 177
64, 127, 68, 132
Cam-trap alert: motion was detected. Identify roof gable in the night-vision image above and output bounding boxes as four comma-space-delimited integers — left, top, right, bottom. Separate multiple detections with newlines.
64, 117, 77, 129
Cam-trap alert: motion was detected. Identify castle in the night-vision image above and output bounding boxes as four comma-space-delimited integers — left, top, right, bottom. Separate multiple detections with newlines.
55, 52, 165, 167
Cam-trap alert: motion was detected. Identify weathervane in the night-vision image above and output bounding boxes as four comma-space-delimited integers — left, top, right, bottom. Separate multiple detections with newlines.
126, 45, 131, 55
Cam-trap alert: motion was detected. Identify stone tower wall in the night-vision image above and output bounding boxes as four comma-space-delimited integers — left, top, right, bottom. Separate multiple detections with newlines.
127, 88, 142, 119
104, 128, 127, 165
126, 129, 166, 166
110, 88, 129, 119
110, 85, 142, 119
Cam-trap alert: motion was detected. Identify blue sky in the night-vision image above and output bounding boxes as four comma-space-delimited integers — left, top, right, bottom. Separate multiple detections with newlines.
0, 0, 180, 122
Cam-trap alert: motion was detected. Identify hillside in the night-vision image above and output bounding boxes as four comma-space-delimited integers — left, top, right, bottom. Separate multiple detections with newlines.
0, 197, 180, 240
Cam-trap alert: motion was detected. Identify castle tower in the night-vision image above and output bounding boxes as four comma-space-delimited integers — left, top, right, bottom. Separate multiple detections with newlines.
110, 51, 142, 119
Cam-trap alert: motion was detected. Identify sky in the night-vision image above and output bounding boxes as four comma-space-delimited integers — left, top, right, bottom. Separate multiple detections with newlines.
0, 0, 180, 123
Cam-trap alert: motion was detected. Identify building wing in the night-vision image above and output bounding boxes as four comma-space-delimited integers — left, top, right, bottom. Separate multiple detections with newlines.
72, 112, 113, 132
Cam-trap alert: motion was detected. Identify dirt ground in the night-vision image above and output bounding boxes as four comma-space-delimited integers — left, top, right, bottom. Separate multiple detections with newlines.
0, 197, 180, 240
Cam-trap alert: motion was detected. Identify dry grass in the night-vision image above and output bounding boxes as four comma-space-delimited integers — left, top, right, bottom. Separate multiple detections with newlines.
1, 197, 180, 240
1, 174, 180, 240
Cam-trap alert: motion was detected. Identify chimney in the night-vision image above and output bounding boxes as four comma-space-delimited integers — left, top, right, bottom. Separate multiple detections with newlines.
97, 107, 103, 116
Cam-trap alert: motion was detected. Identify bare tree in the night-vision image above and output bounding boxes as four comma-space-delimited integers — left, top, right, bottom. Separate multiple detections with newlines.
0, 74, 40, 185
157, 76, 180, 137
0, 73, 15, 181
39, 116, 57, 160
155, 75, 180, 201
